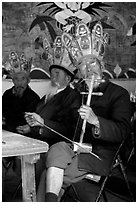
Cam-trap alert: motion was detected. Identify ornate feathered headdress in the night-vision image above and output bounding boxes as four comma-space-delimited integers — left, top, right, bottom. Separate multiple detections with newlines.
43, 21, 109, 80
62, 21, 109, 66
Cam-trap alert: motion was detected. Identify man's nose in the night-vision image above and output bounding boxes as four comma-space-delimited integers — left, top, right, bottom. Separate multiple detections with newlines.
87, 68, 93, 75
17, 80, 24, 85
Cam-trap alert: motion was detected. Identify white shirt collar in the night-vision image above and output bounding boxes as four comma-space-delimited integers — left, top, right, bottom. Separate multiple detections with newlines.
56, 86, 66, 94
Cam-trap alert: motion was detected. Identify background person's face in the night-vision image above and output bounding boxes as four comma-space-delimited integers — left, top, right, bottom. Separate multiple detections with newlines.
13, 72, 29, 97
50, 68, 70, 88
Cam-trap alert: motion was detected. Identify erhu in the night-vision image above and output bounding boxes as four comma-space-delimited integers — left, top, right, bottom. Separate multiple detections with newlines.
73, 75, 104, 154
25, 75, 104, 160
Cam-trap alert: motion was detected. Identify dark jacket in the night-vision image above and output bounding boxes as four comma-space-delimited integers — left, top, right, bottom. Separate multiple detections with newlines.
76, 79, 131, 176
2, 85, 40, 132
30, 86, 81, 146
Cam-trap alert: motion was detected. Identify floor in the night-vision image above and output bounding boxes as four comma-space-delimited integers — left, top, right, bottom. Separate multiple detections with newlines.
2, 154, 136, 202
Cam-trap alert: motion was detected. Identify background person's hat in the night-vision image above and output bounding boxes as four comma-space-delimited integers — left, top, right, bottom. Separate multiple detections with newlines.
5, 51, 32, 78
49, 64, 76, 82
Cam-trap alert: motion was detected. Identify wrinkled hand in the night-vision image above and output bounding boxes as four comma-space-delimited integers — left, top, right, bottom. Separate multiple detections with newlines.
16, 124, 31, 134
24, 112, 44, 127
78, 105, 99, 125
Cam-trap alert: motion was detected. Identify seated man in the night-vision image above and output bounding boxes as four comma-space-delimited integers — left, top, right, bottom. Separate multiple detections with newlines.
2, 51, 40, 133
2, 51, 40, 201
20, 40, 81, 187
19, 38, 80, 146
36, 55, 131, 201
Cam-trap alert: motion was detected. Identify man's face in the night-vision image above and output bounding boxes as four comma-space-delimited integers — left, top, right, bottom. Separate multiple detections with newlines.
50, 68, 70, 88
78, 56, 102, 88
12, 72, 29, 97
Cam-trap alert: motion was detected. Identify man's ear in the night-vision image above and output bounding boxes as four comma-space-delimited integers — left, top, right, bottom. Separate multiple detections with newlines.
66, 75, 71, 83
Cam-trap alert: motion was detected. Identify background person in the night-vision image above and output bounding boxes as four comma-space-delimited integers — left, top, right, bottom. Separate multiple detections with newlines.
2, 51, 40, 201
2, 51, 40, 133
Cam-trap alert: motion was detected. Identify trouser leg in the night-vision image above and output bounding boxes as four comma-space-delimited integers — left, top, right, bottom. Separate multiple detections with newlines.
46, 142, 87, 189
37, 170, 46, 202
37, 142, 88, 201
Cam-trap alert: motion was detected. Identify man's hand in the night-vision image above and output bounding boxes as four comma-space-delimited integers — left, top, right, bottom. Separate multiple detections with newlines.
16, 124, 31, 134
24, 112, 44, 127
78, 105, 99, 126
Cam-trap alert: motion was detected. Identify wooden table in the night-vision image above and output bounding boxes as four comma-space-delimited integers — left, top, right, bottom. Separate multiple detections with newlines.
2, 130, 49, 202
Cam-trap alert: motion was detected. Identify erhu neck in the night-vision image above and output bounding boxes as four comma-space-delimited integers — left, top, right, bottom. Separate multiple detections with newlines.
79, 75, 95, 144
79, 76, 104, 144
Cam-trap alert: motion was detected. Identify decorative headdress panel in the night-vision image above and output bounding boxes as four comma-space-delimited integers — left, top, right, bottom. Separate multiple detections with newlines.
62, 21, 109, 65
5, 51, 32, 77
43, 21, 109, 79
43, 36, 77, 77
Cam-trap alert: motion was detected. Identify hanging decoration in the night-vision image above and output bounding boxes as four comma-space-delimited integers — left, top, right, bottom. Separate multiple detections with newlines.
30, 2, 112, 35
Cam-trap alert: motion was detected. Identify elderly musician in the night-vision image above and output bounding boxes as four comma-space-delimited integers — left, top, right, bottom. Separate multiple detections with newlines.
21, 36, 80, 146
36, 22, 131, 202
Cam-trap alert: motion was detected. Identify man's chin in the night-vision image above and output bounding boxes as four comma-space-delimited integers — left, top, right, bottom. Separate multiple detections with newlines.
51, 81, 59, 88
16, 88, 25, 97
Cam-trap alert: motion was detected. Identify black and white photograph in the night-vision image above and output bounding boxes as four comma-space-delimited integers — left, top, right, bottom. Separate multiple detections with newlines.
2, 2, 136, 202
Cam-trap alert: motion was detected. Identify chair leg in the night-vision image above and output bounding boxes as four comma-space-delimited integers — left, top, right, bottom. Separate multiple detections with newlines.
95, 176, 108, 202
127, 147, 135, 165
61, 185, 80, 202
118, 156, 134, 201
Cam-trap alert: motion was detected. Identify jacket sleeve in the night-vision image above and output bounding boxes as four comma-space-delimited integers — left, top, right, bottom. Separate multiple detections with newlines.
93, 90, 131, 143
29, 119, 68, 141
31, 90, 81, 142
40, 92, 81, 141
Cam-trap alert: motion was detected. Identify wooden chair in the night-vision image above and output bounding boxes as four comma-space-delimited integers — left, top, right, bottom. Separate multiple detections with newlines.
61, 135, 135, 202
